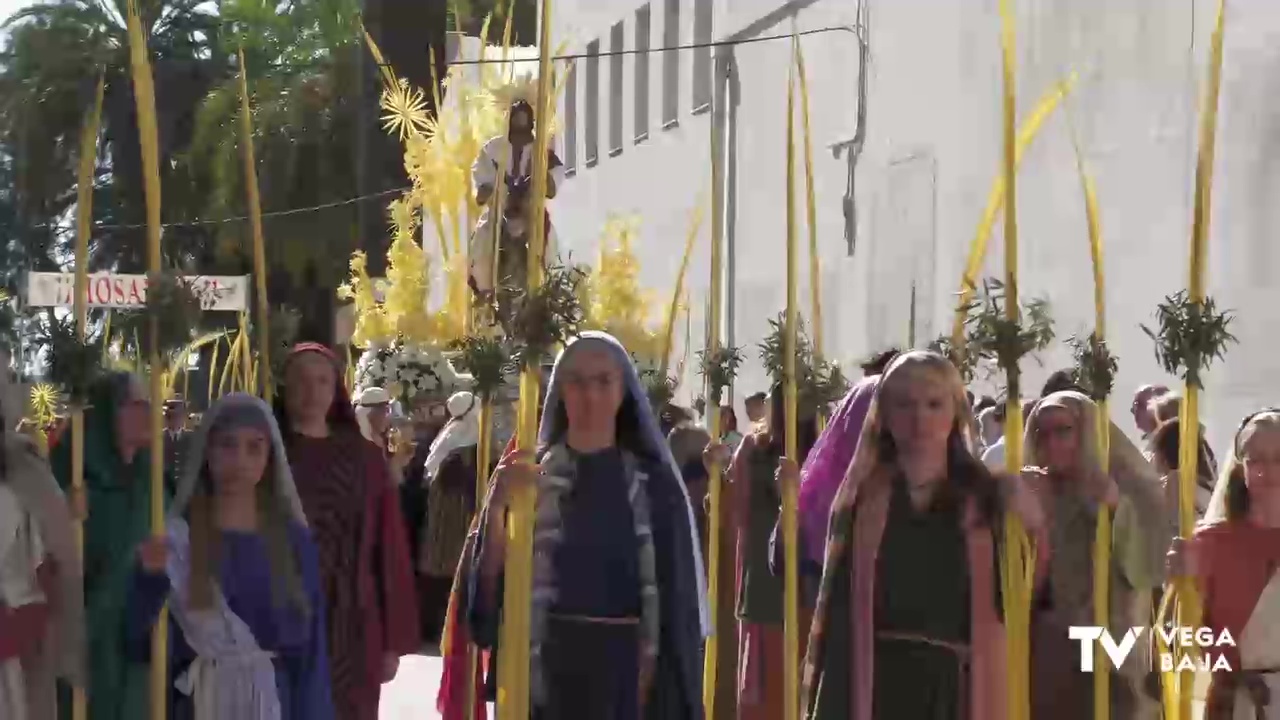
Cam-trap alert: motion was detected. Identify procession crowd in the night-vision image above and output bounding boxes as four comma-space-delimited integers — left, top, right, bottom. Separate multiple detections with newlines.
0, 334, 1277, 720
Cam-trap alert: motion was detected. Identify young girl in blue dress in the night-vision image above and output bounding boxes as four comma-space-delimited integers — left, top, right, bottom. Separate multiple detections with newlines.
126, 393, 334, 720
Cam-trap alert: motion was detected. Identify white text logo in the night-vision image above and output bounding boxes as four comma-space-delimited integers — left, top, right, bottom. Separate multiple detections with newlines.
1067, 626, 1235, 673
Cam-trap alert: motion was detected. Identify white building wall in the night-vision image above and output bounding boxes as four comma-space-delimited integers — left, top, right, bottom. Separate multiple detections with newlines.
546, 0, 1280, 452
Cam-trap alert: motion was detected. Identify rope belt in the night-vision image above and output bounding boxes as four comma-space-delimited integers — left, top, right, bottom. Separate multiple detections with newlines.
877, 632, 972, 720
549, 613, 640, 626
1207, 668, 1280, 720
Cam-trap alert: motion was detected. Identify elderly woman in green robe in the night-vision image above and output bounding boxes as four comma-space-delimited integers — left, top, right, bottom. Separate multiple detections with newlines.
52, 372, 158, 720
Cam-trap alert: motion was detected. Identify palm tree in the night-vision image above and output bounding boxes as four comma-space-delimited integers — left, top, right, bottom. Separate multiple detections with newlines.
181, 0, 366, 344
0, 0, 223, 274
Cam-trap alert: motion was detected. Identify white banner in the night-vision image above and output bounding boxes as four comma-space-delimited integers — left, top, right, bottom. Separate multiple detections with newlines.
24, 272, 250, 311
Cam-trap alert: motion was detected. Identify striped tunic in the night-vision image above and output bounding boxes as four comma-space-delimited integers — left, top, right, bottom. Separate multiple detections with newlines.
286, 431, 420, 720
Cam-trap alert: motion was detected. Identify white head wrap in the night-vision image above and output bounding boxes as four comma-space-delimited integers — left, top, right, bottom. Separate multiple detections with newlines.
422, 391, 480, 481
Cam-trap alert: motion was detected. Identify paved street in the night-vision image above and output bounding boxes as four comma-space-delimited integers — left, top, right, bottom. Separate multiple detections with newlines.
381, 653, 494, 720
380, 655, 445, 720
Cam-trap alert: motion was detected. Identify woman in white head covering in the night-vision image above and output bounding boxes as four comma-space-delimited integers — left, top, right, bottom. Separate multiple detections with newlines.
1168, 409, 1280, 719
123, 393, 335, 720
1022, 391, 1170, 720
0, 362, 85, 720
422, 392, 481, 482
353, 387, 392, 449
418, 391, 481, 642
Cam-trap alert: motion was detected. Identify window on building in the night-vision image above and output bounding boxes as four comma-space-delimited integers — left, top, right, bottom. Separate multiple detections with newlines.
563, 63, 577, 174
585, 39, 600, 166
609, 22, 625, 156
662, 0, 680, 128
635, 4, 651, 142
692, 0, 712, 112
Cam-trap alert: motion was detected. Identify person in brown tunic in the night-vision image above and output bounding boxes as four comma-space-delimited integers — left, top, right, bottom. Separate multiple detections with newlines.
273, 343, 420, 720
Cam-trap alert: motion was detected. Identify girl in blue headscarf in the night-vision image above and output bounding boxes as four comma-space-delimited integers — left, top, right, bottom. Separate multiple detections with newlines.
124, 393, 334, 720
445, 332, 709, 720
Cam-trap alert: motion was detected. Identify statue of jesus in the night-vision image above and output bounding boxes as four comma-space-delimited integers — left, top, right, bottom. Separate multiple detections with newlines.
468, 99, 565, 332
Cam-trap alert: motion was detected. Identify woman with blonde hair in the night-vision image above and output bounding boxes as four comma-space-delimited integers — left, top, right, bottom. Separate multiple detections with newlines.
1168, 409, 1280, 719
1022, 391, 1170, 720
794, 350, 1046, 720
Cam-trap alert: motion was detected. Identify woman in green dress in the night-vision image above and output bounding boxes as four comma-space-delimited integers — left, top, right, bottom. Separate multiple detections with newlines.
52, 372, 158, 720
796, 351, 1047, 720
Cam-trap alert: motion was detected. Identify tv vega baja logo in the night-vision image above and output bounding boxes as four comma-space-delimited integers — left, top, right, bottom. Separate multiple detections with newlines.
1068, 626, 1235, 672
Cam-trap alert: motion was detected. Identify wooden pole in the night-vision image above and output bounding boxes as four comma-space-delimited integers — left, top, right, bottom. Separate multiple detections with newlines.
497, 0, 553, 715
1071, 111, 1113, 720
794, 36, 823, 433
948, 80, 1074, 348
998, 2, 1033, 718
702, 47, 727, 720
70, 71, 104, 720
781, 48, 800, 720
236, 48, 273, 403
125, 0, 168, 716
465, 397, 494, 720
1169, 2, 1226, 718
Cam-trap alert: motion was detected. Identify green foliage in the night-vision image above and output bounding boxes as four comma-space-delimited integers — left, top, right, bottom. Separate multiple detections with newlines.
448, 334, 513, 399
757, 314, 850, 411
927, 334, 978, 384
1141, 291, 1236, 390
960, 278, 1056, 375
639, 366, 679, 418
1, 0, 224, 273
38, 317, 103, 407
697, 345, 745, 405
116, 272, 202, 360
1068, 331, 1119, 402
185, 0, 363, 280
506, 262, 588, 368
812, 359, 851, 409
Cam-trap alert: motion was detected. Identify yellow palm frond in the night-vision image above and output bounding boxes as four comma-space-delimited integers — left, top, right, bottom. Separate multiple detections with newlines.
28, 384, 60, 424
381, 79, 433, 141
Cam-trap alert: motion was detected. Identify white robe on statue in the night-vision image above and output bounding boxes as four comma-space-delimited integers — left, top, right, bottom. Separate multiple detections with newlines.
468, 135, 564, 293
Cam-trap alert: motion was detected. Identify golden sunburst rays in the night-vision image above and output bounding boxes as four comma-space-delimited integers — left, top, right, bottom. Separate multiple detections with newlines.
361, 24, 434, 142
381, 79, 433, 142
28, 383, 60, 424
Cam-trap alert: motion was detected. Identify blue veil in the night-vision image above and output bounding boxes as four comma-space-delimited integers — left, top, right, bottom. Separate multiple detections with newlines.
539, 331, 711, 635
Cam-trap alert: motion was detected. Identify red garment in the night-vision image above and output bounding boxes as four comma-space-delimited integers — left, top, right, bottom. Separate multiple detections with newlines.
437, 434, 517, 720
1195, 521, 1280, 671
0, 563, 53, 660
280, 343, 420, 720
